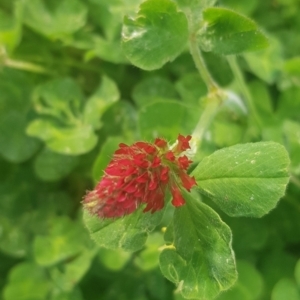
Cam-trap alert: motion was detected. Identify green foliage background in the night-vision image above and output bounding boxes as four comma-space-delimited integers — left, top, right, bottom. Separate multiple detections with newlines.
0, 0, 300, 299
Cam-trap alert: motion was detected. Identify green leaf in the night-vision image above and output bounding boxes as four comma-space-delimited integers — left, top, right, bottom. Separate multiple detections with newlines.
32, 77, 84, 119
101, 101, 137, 139
175, 73, 207, 105
283, 120, 300, 175
122, 0, 189, 70
132, 76, 179, 107
34, 217, 87, 266
92, 136, 124, 181
3, 262, 51, 300
199, 7, 269, 55
23, 0, 87, 40
219, 0, 259, 15
260, 249, 297, 293
83, 207, 164, 252
284, 57, 300, 77
0, 69, 40, 162
85, 36, 128, 64
193, 142, 290, 217
243, 37, 283, 84
49, 248, 97, 292
248, 80, 274, 124
211, 121, 245, 147
202, 52, 234, 86
34, 148, 78, 181
159, 194, 237, 300
0, 111, 40, 162
278, 87, 300, 122
26, 77, 104, 155
26, 119, 98, 155
0, 2, 22, 53
83, 76, 120, 128
98, 248, 131, 271
138, 101, 199, 140
217, 260, 264, 300
295, 259, 300, 287
134, 232, 164, 271
173, 0, 216, 27
271, 278, 300, 300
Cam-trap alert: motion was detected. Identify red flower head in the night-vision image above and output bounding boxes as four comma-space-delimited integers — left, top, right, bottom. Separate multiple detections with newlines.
83, 134, 196, 218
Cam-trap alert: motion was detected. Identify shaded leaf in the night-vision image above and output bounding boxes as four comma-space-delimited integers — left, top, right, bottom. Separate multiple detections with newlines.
26, 119, 97, 155
23, 0, 87, 39
3, 262, 51, 300
34, 148, 78, 181
83, 76, 120, 128
138, 100, 199, 140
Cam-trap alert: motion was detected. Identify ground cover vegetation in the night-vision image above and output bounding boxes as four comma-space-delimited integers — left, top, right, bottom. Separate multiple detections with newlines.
0, 0, 300, 299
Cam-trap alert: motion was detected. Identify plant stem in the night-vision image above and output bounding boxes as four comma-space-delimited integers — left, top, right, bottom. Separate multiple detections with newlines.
188, 32, 223, 154
190, 94, 221, 154
4, 58, 53, 75
189, 34, 218, 93
227, 55, 262, 129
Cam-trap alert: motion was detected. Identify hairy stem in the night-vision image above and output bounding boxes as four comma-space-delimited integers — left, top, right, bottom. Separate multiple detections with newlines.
189, 34, 219, 93
190, 94, 222, 154
227, 56, 262, 129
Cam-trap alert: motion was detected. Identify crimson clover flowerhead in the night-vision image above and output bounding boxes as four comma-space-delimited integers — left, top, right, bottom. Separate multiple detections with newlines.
83, 134, 197, 218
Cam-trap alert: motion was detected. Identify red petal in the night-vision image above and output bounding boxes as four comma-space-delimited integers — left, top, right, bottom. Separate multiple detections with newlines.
176, 134, 192, 152
171, 186, 186, 207
177, 155, 193, 170
151, 156, 161, 168
160, 167, 169, 182
154, 138, 167, 148
165, 151, 175, 161
179, 172, 197, 191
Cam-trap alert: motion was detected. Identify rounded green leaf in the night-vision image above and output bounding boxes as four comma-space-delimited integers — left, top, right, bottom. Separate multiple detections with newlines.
3, 262, 51, 300
175, 73, 207, 105
34, 148, 78, 181
26, 119, 98, 155
138, 101, 199, 140
83, 76, 120, 129
34, 217, 86, 266
271, 278, 300, 300
122, 0, 189, 70
0, 111, 40, 163
132, 76, 179, 107
199, 7, 269, 55
98, 248, 131, 271
193, 142, 290, 217
49, 248, 97, 292
23, 0, 87, 39
0, 4, 22, 53
159, 194, 237, 299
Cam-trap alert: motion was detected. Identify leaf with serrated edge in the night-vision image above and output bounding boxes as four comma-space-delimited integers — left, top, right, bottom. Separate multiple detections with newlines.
159, 194, 237, 299
193, 142, 290, 217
